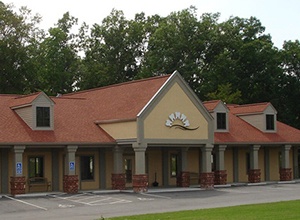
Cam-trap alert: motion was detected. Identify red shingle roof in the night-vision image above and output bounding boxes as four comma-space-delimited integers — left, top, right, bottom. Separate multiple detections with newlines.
203, 100, 221, 112
214, 105, 300, 144
0, 75, 169, 144
228, 102, 270, 115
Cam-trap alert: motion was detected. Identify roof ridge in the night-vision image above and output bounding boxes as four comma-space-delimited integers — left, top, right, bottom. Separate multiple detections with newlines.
64, 74, 170, 96
203, 100, 221, 103
13, 92, 42, 100
233, 102, 269, 108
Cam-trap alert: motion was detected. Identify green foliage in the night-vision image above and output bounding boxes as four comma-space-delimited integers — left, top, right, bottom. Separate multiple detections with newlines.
206, 83, 242, 104
0, 2, 299, 128
0, 2, 42, 94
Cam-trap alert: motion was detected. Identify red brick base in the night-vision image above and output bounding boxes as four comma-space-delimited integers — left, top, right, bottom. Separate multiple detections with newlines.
248, 169, 261, 183
111, 173, 126, 190
132, 174, 148, 193
214, 170, 227, 185
10, 176, 26, 196
200, 172, 214, 189
63, 175, 79, 194
177, 171, 190, 187
280, 168, 292, 181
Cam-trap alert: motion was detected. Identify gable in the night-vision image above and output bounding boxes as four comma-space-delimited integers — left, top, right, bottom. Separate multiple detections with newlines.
140, 72, 213, 143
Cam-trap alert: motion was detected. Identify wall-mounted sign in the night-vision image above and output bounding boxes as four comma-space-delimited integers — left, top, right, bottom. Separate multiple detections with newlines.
69, 161, 75, 171
16, 162, 22, 175
165, 112, 199, 130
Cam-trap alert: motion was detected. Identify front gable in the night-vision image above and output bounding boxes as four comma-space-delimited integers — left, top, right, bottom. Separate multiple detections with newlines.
138, 71, 214, 144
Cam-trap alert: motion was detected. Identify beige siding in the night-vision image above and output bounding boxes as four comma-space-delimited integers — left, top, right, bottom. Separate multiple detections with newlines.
239, 114, 264, 131
15, 107, 33, 128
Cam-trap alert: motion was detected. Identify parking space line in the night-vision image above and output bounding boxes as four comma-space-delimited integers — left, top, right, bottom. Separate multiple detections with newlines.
4, 195, 47, 211
140, 192, 172, 199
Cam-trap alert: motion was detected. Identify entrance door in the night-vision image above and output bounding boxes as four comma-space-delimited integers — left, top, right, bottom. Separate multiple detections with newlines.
124, 155, 135, 187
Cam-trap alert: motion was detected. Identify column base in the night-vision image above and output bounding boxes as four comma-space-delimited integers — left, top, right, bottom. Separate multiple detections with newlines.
132, 174, 148, 193
200, 172, 214, 189
214, 170, 227, 185
10, 176, 26, 196
248, 169, 261, 183
63, 175, 79, 194
280, 168, 292, 181
111, 173, 126, 190
177, 171, 190, 187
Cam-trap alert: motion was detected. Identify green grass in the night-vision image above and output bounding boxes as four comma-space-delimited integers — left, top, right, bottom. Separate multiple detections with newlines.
106, 200, 300, 220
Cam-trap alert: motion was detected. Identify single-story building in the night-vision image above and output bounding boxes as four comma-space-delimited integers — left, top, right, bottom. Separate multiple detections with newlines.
1, 71, 300, 195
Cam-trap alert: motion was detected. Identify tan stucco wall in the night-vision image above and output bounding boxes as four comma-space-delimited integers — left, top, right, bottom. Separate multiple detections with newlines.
144, 82, 209, 140
100, 121, 137, 139
106, 151, 113, 189
147, 149, 162, 186
187, 149, 200, 173
225, 148, 233, 183
259, 149, 265, 181
238, 148, 248, 182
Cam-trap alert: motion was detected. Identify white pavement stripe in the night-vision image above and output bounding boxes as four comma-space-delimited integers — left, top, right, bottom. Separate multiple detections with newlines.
140, 192, 172, 199
5, 195, 47, 211
109, 199, 131, 204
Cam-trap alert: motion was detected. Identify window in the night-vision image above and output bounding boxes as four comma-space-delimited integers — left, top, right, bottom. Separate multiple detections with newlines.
36, 107, 50, 127
217, 112, 226, 130
266, 114, 275, 130
29, 157, 44, 178
170, 154, 178, 177
80, 156, 94, 180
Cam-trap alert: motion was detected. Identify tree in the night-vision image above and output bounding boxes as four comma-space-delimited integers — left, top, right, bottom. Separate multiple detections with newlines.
206, 83, 242, 104
78, 9, 147, 90
0, 2, 42, 94
35, 12, 80, 95
276, 40, 300, 128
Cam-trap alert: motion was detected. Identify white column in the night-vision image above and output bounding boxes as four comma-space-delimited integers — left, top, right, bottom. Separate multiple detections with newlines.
250, 145, 260, 170
13, 146, 26, 176
133, 143, 147, 174
215, 145, 227, 171
113, 146, 124, 174
201, 144, 213, 172
282, 145, 292, 169
65, 145, 78, 175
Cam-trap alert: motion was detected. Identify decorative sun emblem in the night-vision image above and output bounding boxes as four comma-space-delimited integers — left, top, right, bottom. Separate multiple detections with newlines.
165, 112, 199, 130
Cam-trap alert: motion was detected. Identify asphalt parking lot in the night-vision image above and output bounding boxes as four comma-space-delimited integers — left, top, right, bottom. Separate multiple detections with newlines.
1, 183, 300, 220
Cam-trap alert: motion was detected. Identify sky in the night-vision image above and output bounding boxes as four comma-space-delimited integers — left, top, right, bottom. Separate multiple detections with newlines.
3, 0, 300, 48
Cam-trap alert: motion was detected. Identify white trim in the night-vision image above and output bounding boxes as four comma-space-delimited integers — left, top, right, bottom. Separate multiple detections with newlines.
137, 71, 177, 117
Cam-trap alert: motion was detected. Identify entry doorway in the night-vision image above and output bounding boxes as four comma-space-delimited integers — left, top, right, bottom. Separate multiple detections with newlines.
124, 155, 135, 188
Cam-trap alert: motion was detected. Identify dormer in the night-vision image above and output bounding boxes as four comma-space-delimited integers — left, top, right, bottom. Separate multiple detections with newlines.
10, 92, 55, 130
203, 100, 229, 132
231, 103, 277, 133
